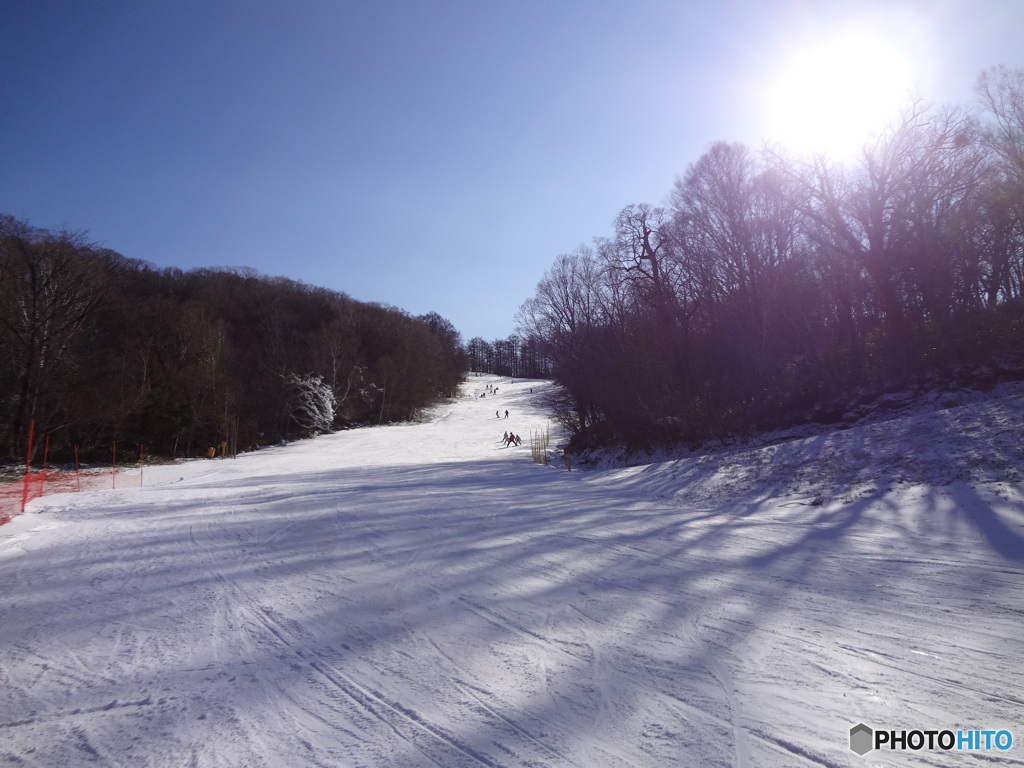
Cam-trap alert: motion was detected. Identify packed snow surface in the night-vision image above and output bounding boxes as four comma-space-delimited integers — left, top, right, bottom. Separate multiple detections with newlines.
2, 375, 1023, 767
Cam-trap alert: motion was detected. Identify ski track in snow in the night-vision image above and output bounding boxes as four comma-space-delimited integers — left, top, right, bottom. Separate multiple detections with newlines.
2, 376, 1024, 767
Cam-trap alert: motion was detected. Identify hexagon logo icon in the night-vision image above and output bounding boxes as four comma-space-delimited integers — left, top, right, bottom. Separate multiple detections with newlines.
850, 723, 873, 755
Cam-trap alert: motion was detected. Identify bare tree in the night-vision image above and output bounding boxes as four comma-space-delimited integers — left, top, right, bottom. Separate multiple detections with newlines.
976, 65, 1024, 184
0, 230, 106, 457
600, 204, 680, 318
516, 246, 610, 431
973, 66, 1024, 305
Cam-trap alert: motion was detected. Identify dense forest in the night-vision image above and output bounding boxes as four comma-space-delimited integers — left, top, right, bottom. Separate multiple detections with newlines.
0, 215, 466, 464
517, 67, 1024, 452
463, 334, 552, 380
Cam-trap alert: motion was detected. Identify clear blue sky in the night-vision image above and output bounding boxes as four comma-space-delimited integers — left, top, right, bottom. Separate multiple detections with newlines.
3, 1, 1024, 342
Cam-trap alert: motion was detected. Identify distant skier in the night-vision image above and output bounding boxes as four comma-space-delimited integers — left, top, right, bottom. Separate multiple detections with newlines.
504, 410, 509, 418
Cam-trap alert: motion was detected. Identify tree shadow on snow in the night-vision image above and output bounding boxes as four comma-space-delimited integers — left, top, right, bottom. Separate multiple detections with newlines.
3, 433, 1023, 766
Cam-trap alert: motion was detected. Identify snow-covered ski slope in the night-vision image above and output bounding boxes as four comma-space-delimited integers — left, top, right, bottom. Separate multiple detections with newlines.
2, 375, 1023, 767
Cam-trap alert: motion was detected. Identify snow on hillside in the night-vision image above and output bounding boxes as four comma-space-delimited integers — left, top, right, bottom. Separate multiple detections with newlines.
1, 375, 1023, 767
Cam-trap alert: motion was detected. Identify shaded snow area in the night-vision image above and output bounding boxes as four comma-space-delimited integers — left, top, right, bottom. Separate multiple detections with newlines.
2, 376, 1023, 767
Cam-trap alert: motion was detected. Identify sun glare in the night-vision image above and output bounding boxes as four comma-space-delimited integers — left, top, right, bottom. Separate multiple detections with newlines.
766, 33, 914, 157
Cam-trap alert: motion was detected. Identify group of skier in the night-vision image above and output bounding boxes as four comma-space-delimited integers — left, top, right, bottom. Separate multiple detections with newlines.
485, 381, 516, 446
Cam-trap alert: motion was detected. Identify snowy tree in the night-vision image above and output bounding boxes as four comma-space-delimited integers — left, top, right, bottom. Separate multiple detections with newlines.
286, 373, 337, 434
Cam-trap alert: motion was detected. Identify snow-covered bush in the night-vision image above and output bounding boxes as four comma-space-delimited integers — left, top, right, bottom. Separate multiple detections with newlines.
286, 373, 337, 434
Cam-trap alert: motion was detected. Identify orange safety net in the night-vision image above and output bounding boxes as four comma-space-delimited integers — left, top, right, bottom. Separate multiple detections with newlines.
0, 468, 142, 525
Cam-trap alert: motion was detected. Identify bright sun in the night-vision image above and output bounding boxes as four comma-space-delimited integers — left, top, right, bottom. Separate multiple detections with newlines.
766, 32, 914, 157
